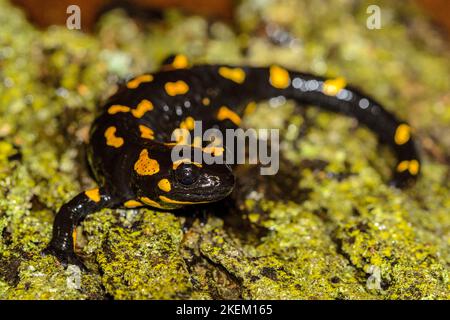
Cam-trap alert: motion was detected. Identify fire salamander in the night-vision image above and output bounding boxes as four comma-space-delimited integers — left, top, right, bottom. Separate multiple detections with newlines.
43, 54, 420, 268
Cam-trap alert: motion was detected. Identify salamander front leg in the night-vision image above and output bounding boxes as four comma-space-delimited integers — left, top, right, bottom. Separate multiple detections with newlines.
42, 187, 118, 270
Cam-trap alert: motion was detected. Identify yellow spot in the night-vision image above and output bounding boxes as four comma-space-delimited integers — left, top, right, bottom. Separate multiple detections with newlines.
172, 159, 202, 170
127, 74, 153, 89
244, 101, 257, 116
397, 161, 410, 172
104, 126, 124, 148
202, 97, 210, 106
134, 149, 160, 176
159, 195, 195, 205
394, 124, 411, 145
172, 54, 189, 69
131, 99, 153, 118
139, 125, 155, 140
164, 142, 178, 147
202, 134, 224, 156
323, 77, 346, 96
165, 81, 189, 96
397, 160, 420, 175
140, 197, 164, 209
408, 160, 420, 175
217, 106, 241, 126
172, 128, 190, 145
77, 84, 89, 96
158, 179, 171, 192
85, 188, 100, 202
124, 200, 143, 208
218, 67, 246, 84
108, 105, 130, 114
180, 116, 195, 131
269, 65, 291, 89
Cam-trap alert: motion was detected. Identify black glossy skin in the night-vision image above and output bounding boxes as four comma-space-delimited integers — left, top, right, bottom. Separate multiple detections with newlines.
43, 57, 420, 269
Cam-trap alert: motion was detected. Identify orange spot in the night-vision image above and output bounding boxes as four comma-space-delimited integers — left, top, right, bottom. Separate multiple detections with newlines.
134, 149, 160, 176
72, 230, 77, 250
217, 106, 241, 126
165, 81, 189, 96
108, 105, 130, 114
408, 160, 420, 175
85, 188, 100, 202
127, 74, 153, 89
104, 126, 124, 148
323, 77, 346, 96
140, 197, 164, 209
203, 146, 224, 157
244, 101, 257, 116
193, 136, 202, 148
124, 200, 143, 208
77, 84, 89, 96
218, 67, 246, 84
132, 99, 153, 118
180, 116, 195, 131
158, 179, 171, 192
397, 160, 420, 175
394, 124, 411, 145
202, 97, 211, 106
269, 65, 290, 89
172, 55, 189, 69
139, 125, 155, 140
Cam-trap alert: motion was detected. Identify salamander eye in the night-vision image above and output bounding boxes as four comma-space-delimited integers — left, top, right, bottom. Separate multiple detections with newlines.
175, 163, 200, 185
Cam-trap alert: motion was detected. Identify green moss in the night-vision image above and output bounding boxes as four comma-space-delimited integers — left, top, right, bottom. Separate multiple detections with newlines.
0, 0, 449, 299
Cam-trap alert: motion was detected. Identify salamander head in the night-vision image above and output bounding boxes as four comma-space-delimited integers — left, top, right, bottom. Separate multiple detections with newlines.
134, 144, 234, 209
